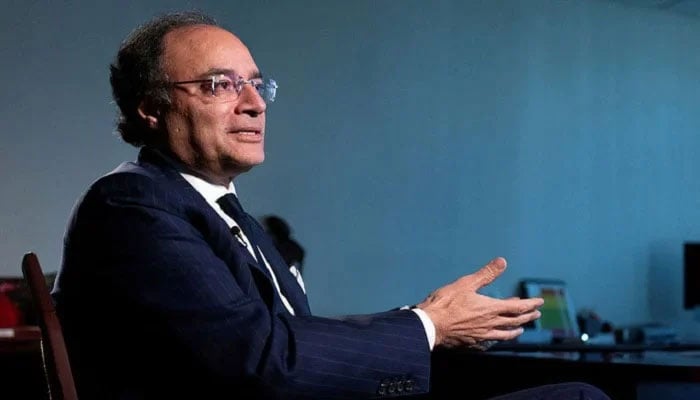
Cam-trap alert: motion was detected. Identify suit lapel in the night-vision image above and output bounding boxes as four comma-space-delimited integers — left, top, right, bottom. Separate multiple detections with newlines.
136, 147, 309, 315
136, 148, 275, 280
250, 221, 311, 315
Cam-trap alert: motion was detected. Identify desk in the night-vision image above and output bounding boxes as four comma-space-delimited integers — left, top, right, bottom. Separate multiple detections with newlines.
0, 326, 47, 400
0, 326, 41, 352
427, 346, 700, 400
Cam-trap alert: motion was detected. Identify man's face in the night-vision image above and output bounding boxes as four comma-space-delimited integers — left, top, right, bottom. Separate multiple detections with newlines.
158, 25, 267, 185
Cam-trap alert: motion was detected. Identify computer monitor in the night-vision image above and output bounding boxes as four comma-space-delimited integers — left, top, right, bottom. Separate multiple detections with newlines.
683, 242, 700, 310
519, 279, 580, 341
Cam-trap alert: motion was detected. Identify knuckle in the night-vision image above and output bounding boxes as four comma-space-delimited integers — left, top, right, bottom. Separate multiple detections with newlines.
516, 303, 529, 314
484, 265, 498, 279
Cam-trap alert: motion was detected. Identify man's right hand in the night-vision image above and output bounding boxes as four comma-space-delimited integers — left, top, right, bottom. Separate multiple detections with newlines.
416, 257, 544, 350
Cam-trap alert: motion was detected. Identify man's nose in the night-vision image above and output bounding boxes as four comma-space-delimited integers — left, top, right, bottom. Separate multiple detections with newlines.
235, 84, 266, 116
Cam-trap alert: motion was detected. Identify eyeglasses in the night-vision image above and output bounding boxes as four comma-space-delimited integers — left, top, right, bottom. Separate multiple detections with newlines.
168, 74, 278, 103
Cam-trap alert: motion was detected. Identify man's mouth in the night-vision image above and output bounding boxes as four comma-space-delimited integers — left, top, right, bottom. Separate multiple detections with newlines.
229, 129, 261, 136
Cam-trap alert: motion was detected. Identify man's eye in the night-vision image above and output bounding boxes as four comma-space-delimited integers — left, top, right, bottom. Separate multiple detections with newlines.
214, 80, 233, 91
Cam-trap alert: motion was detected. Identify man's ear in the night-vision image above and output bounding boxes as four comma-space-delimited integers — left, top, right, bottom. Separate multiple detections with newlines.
137, 98, 162, 130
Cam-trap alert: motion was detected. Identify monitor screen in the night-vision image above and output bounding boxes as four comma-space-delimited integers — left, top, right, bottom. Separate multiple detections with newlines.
519, 279, 580, 340
684, 242, 700, 310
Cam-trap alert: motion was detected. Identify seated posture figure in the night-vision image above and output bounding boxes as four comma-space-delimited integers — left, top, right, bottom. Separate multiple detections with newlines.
53, 11, 612, 400
262, 214, 305, 273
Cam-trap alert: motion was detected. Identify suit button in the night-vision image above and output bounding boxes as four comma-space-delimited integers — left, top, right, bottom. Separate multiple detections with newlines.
396, 380, 404, 393
377, 381, 388, 396
405, 378, 414, 392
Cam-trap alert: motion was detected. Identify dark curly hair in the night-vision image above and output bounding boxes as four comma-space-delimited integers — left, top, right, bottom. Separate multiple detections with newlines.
109, 11, 218, 146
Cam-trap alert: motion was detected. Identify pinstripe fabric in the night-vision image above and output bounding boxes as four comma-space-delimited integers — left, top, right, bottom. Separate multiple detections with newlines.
52, 147, 431, 399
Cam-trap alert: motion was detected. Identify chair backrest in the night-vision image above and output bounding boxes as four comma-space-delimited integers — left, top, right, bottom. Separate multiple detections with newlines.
22, 252, 78, 400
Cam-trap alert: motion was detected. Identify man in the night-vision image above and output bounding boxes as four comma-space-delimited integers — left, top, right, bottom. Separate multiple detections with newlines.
53, 11, 611, 400
262, 214, 306, 274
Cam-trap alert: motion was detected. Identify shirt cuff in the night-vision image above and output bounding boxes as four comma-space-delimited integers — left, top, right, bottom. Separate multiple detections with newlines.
410, 307, 436, 351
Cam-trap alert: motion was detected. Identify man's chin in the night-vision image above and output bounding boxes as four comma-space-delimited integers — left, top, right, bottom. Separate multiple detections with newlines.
226, 157, 264, 175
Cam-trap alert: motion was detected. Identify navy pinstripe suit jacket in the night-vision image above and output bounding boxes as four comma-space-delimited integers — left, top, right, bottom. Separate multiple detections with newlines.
53, 147, 431, 399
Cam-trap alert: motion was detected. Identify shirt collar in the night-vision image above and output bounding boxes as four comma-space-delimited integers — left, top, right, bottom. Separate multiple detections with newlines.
150, 148, 238, 226
180, 171, 239, 228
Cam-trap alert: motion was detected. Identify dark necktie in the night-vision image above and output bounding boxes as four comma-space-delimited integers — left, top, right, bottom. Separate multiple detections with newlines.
217, 193, 266, 267
217, 193, 306, 315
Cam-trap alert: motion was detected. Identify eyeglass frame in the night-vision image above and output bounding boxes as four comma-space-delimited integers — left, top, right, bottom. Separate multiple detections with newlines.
166, 72, 278, 103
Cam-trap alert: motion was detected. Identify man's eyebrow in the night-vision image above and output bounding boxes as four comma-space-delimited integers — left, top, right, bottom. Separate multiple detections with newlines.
199, 68, 263, 79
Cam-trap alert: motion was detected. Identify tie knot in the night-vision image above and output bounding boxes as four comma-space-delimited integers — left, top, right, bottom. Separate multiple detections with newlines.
217, 193, 246, 220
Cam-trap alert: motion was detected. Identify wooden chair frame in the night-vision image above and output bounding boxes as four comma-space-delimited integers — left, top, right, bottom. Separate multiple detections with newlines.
22, 252, 78, 400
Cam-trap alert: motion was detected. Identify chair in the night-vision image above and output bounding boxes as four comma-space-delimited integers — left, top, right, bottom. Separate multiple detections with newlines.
21, 252, 78, 400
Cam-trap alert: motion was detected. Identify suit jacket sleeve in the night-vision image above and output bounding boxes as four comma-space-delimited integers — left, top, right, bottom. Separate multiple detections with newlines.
56, 171, 431, 399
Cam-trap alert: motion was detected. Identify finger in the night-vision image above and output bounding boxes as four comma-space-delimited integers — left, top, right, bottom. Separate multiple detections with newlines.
479, 327, 525, 342
465, 257, 507, 290
497, 297, 544, 314
493, 309, 542, 328
499, 327, 525, 342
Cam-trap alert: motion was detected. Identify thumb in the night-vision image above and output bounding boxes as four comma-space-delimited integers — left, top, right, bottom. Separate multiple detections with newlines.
467, 257, 507, 290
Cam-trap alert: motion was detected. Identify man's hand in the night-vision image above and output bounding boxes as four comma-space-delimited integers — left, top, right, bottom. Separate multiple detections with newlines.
416, 257, 544, 350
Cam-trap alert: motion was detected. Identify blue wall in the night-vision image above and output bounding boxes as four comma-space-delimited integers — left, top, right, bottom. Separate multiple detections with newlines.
1, 0, 699, 338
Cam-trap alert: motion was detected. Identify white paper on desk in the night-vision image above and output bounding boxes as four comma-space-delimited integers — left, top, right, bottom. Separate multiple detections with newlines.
0, 328, 16, 338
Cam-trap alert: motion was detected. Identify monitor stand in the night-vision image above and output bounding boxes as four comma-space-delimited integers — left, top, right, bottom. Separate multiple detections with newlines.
672, 307, 700, 344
